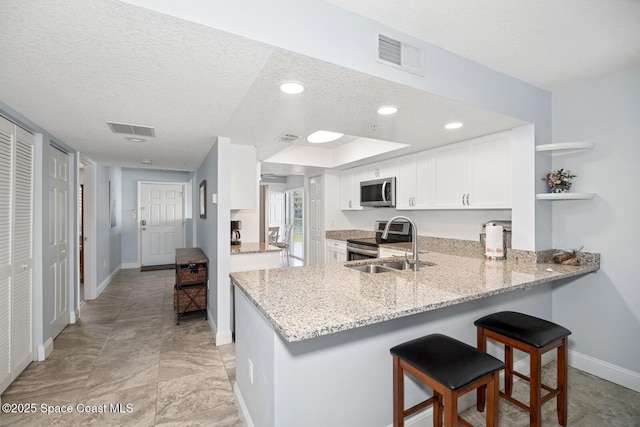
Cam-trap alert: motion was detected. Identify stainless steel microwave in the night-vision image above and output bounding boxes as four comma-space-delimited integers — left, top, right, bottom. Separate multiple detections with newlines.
360, 177, 396, 207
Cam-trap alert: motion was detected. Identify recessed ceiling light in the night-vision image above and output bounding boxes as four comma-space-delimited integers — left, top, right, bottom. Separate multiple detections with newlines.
279, 81, 305, 95
141, 159, 152, 165
377, 105, 398, 115
307, 130, 344, 144
445, 122, 464, 130
126, 137, 146, 142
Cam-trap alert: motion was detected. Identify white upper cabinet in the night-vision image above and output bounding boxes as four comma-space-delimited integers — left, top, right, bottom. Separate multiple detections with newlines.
397, 151, 432, 210
360, 159, 398, 182
466, 133, 512, 208
340, 168, 363, 210
396, 132, 512, 210
431, 142, 467, 208
230, 144, 257, 210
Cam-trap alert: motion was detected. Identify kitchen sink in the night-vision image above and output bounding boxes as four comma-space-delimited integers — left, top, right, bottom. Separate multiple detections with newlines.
347, 264, 396, 273
346, 260, 434, 273
380, 260, 432, 270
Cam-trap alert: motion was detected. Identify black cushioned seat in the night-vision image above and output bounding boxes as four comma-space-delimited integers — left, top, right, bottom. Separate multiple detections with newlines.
390, 333, 504, 390
474, 311, 571, 348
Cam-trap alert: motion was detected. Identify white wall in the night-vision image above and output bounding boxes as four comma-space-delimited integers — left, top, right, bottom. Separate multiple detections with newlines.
551, 67, 640, 381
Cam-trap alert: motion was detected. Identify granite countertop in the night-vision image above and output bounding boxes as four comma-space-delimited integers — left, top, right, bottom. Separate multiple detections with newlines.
230, 242, 281, 255
230, 252, 599, 342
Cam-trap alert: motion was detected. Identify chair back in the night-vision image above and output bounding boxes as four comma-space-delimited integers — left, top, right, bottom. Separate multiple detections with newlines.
281, 224, 293, 247
268, 226, 279, 244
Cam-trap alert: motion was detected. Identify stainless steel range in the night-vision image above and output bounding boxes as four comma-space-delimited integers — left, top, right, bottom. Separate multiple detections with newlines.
346, 220, 412, 261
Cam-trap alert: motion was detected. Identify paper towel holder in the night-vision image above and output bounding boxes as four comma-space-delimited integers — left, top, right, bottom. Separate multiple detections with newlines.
480, 220, 512, 259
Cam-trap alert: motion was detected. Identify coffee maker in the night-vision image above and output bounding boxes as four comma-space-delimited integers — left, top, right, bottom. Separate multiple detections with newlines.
231, 220, 241, 246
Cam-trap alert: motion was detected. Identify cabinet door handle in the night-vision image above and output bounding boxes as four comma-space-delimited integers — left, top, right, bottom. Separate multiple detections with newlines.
462, 194, 466, 205
348, 200, 352, 208
466, 194, 470, 205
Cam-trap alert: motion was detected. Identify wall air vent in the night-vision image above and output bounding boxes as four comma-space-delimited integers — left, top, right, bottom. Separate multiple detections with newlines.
107, 122, 156, 137
377, 33, 424, 76
276, 133, 301, 143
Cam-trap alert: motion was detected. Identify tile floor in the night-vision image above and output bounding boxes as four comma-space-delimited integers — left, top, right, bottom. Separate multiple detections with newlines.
1, 269, 241, 427
2, 268, 639, 426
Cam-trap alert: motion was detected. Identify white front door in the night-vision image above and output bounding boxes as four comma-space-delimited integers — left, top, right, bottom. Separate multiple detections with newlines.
308, 176, 322, 265
140, 183, 184, 267
49, 146, 69, 339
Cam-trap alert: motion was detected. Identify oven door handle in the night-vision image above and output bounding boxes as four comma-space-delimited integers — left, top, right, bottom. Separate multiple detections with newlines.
347, 246, 378, 257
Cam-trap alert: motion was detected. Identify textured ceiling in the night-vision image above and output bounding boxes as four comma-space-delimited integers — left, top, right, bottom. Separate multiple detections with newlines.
1, 0, 637, 173
325, 0, 640, 91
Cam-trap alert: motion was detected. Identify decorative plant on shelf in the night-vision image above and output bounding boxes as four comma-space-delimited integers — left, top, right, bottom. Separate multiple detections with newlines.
544, 169, 577, 193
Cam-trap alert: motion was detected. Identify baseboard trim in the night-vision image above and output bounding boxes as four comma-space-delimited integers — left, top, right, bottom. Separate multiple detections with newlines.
207, 309, 234, 346
234, 383, 255, 427
37, 337, 54, 361
121, 262, 140, 269
96, 265, 121, 298
569, 350, 640, 393
69, 308, 80, 324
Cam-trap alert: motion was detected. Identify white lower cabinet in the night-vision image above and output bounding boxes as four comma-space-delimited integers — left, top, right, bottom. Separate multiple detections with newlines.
325, 239, 347, 263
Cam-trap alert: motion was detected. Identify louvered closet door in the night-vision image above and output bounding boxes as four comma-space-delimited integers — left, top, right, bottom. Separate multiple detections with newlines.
0, 116, 15, 393
0, 117, 34, 394
12, 126, 34, 376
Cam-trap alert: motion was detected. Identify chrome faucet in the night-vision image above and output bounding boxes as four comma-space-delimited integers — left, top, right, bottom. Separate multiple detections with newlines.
382, 216, 420, 271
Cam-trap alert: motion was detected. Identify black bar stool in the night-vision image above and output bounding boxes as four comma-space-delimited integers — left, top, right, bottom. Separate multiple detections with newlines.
390, 333, 504, 427
475, 311, 571, 426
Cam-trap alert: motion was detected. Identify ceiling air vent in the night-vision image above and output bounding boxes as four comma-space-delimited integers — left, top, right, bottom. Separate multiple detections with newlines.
107, 122, 156, 137
276, 133, 301, 143
377, 33, 424, 76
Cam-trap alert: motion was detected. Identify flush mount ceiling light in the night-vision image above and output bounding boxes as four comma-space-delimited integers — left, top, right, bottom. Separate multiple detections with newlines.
141, 159, 152, 165
307, 130, 344, 144
279, 81, 305, 95
377, 105, 398, 115
445, 122, 464, 130
126, 137, 146, 142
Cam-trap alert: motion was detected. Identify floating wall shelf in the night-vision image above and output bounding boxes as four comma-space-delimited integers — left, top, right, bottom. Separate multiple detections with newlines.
536, 142, 595, 156
536, 193, 596, 201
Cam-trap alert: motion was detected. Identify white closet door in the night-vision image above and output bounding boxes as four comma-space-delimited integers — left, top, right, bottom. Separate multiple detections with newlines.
12, 127, 34, 375
0, 117, 34, 394
0, 117, 15, 392
48, 146, 69, 339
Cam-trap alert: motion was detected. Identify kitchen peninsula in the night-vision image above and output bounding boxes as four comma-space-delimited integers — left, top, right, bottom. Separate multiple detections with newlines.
230, 251, 599, 426
230, 242, 281, 272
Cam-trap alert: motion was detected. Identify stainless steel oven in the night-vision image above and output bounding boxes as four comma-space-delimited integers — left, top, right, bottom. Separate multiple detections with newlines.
346, 239, 379, 261
346, 220, 413, 261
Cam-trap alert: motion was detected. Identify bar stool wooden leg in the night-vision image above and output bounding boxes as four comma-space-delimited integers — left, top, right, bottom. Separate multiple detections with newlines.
530, 349, 542, 426
558, 337, 568, 426
442, 388, 457, 427
433, 392, 442, 427
476, 327, 487, 412
504, 344, 513, 396
487, 371, 499, 427
392, 356, 404, 427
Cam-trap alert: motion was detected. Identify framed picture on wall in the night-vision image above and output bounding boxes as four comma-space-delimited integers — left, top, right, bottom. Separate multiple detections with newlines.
199, 180, 206, 219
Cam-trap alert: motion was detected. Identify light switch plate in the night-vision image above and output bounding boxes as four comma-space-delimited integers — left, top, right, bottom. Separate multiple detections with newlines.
211, 193, 218, 204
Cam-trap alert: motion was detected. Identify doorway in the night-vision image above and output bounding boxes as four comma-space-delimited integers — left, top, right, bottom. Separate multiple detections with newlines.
138, 182, 185, 267
267, 187, 304, 265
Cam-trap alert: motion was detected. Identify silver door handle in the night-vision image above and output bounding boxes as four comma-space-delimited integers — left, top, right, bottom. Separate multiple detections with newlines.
466, 194, 470, 205
381, 181, 387, 203
462, 194, 466, 205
